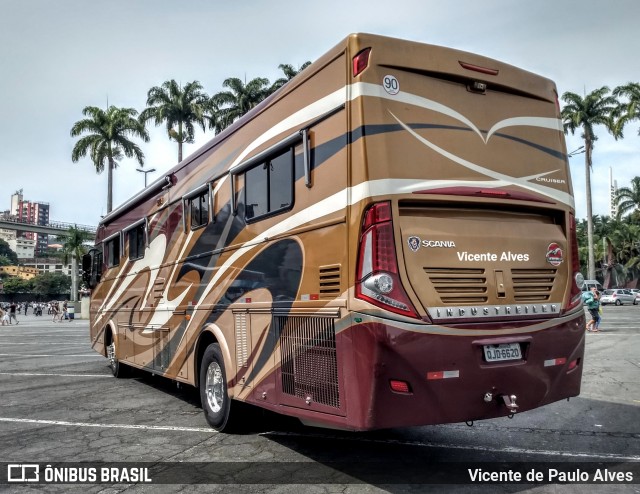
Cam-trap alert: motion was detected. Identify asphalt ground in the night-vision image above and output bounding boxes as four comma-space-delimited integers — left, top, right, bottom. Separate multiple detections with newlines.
0, 306, 638, 493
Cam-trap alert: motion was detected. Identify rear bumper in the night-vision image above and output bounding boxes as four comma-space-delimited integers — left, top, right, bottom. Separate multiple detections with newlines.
244, 310, 585, 431
337, 311, 585, 430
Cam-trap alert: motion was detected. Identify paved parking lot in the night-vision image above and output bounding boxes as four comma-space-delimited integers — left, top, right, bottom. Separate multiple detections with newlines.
0, 307, 638, 492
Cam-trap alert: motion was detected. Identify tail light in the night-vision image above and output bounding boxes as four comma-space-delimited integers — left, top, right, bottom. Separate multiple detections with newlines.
566, 213, 584, 312
352, 48, 371, 77
355, 202, 418, 318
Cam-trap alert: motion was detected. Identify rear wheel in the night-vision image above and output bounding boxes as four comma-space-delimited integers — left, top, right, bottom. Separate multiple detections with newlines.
615, 299, 622, 306
106, 334, 129, 378
199, 343, 244, 432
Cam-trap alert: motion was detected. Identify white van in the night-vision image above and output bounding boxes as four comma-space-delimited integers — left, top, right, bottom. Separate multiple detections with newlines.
582, 280, 603, 292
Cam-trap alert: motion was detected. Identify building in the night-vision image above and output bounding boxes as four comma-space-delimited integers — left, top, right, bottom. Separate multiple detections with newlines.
10, 190, 50, 256
8, 236, 36, 259
21, 258, 74, 277
0, 265, 39, 280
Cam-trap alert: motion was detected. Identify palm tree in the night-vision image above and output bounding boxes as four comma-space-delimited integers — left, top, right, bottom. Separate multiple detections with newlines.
209, 77, 271, 133
561, 87, 620, 279
140, 80, 208, 163
615, 176, 640, 220
270, 62, 311, 93
613, 82, 640, 136
60, 225, 92, 302
71, 106, 149, 213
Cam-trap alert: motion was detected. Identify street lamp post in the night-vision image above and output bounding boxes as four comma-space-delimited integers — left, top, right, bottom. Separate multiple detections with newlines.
567, 145, 593, 279
136, 168, 156, 187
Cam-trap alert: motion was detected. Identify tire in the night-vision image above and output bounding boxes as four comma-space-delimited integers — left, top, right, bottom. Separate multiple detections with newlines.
615, 299, 622, 306
200, 343, 242, 432
106, 334, 129, 378
634, 299, 638, 305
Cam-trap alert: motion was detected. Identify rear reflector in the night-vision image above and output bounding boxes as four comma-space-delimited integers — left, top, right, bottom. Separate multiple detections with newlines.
568, 359, 580, 371
544, 357, 567, 367
389, 380, 411, 393
427, 370, 460, 380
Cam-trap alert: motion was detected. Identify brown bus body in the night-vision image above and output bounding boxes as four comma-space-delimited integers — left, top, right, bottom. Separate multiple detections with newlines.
85, 33, 585, 431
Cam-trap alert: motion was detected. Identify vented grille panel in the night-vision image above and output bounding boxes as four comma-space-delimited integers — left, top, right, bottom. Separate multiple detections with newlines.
425, 267, 488, 304
319, 264, 341, 298
235, 313, 249, 368
276, 316, 340, 408
511, 268, 556, 302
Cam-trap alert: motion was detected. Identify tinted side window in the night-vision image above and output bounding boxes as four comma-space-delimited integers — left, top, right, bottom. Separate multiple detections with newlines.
269, 149, 293, 212
190, 191, 209, 229
128, 223, 146, 260
105, 235, 120, 267
245, 164, 268, 220
244, 148, 293, 222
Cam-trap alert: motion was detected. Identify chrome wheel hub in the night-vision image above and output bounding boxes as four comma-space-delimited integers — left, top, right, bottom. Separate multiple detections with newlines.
205, 362, 224, 413
107, 342, 116, 367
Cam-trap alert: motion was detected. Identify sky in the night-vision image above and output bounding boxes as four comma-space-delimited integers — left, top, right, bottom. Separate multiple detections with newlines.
1, 0, 639, 227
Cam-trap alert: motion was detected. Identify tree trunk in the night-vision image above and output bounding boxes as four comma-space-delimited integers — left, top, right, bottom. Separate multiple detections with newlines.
603, 239, 613, 288
107, 157, 114, 213
71, 254, 78, 302
585, 140, 596, 280
178, 121, 183, 163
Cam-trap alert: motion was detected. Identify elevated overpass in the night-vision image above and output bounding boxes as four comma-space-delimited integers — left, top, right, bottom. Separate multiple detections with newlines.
0, 218, 96, 239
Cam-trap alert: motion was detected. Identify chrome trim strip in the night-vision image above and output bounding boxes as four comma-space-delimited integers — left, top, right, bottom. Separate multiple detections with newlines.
427, 303, 561, 321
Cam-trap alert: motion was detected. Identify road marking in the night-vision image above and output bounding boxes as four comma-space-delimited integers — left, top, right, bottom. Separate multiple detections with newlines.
0, 342, 88, 345
0, 417, 215, 433
0, 353, 101, 357
261, 431, 640, 462
0, 372, 110, 378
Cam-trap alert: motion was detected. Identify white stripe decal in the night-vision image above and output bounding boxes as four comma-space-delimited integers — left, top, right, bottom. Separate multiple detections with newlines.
228, 87, 347, 173
389, 112, 574, 207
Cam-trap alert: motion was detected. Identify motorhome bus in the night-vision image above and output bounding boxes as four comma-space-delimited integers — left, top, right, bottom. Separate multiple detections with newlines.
83, 33, 585, 432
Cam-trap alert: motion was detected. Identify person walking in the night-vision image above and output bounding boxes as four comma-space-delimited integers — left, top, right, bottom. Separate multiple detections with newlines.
584, 287, 601, 332
8, 302, 18, 325
51, 302, 61, 323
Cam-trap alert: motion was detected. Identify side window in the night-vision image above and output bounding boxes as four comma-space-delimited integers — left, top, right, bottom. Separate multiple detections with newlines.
105, 234, 121, 268
190, 190, 209, 229
245, 148, 293, 222
128, 223, 146, 260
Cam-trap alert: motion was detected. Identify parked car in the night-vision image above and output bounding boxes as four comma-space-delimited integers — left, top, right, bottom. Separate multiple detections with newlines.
600, 289, 637, 306
630, 288, 640, 304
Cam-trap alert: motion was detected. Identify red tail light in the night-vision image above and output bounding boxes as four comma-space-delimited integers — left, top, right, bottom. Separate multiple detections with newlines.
352, 48, 371, 77
355, 202, 418, 318
566, 213, 583, 312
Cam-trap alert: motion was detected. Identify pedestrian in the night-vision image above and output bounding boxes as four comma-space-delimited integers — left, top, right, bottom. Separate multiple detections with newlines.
8, 302, 18, 325
0, 307, 6, 326
61, 301, 69, 321
584, 287, 601, 332
51, 302, 60, 323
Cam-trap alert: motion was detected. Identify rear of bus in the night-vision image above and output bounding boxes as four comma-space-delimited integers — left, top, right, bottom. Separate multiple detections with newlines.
342, 34, 585, 429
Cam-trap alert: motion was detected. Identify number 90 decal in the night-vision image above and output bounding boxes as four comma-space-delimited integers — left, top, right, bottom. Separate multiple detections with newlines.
383, 75, 399, 95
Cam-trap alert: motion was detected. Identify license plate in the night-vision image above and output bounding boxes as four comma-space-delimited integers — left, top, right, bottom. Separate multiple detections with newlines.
483, 343, 522, 362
